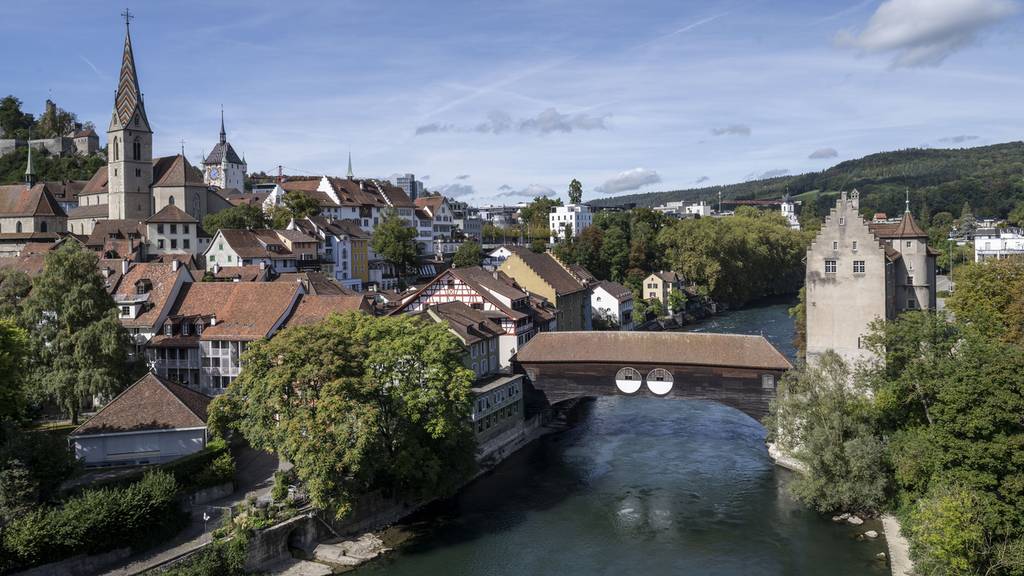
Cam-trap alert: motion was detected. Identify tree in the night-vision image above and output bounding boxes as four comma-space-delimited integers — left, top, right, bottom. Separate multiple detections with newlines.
208, 313, 477, 517
946, 259, 1024, 347
667, 289, 687, 314
452, 241, 483, 268
568, 178, 583, 205
21, 244, 130, 423
1008, 202, 1024, 227
0, 319, 28, 429
0, 96, 33, 139
201, 204, 269, 235
529, 238, 546, 253
789, 287, 806, 358
370, 210, 418, 281
575, 226, 605, 279
0, 460, 36, 529
282, 192, 322, 220
518, 196, 563, 238
0, 269, 31, 319
907, 484, 992, 576
764, 351, 889, 514
599, 225, 630, 282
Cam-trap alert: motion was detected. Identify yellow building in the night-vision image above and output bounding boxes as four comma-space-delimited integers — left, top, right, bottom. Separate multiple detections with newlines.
498, 247, 591, 331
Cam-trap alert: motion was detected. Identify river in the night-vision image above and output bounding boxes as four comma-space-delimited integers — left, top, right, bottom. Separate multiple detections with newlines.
354, 299, 889, 575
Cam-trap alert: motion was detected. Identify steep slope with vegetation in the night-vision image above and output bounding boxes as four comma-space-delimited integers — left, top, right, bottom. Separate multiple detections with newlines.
591, 143, 1024, 221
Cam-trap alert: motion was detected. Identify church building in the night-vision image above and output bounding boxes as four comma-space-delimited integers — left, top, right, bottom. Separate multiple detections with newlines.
68, 16, 231, 237
202, 110, 247, 192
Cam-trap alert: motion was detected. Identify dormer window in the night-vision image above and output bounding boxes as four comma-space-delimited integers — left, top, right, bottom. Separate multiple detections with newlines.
182, 323, 190, 336
164, 323, 173, 336
136, 279, 152, 294
195, 322, 203, 335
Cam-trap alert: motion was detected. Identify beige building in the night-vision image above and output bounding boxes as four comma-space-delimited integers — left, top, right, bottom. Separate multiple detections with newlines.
642, 271, 683, 308
145, 205, 198, 256
499, 247, 591, 331
805, 190, 937, 365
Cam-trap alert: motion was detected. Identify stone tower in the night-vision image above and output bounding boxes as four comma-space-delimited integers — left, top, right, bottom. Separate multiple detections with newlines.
107, 14, 153, 221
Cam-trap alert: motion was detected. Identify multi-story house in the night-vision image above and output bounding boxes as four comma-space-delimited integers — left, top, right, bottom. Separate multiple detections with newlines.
146, 282, 303, 395
642, 271, 683, 309
415, 195, 454, 239
0, 159, 68, 256
204, 229, 319, 274
499, 247, 592, 331
549, 203, 592, 243
414, 207, 436, 255
111, 259, 194, 357
974, 227, 1024, 261
805, 190, 937, 365
288, 216, 371, 290
279, 176, 415, 232
421, 301, 503, 379
449, 200, 482, 240
591, 280, 634, 330
145, 205, 199, 256
392, 266, 544, 367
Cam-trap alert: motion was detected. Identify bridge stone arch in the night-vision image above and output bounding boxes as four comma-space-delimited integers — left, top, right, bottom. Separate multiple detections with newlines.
513, 332, 792, 422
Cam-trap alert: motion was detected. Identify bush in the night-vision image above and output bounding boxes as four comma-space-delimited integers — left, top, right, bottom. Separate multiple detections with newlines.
160, 536, 248, 576
1, 470, 187, 570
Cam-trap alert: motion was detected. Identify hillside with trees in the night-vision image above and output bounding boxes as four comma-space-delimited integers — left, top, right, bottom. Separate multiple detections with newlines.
0, 95, 104, 184
590, 142, 1024, 222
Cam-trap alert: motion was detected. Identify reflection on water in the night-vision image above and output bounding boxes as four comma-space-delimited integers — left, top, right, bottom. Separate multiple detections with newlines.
354, 300, 888, 576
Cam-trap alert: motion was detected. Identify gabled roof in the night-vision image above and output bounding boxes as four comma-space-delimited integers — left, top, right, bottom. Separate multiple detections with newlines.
215, 229, 312, 259
0, 183, 67, 218
0, 254, 46, 278
146, 204, 198, 224
274, 271, 355, 295
284, 294, 372, 327
593, 280, 633, 301
424, 301, 504, 346
67, 204, 109, 219
505, 247, 587, 296
85, 219, 145, 248
111, 261, 191, 328
74, 128, 98, 139
152, 155, 206, 188
41, 180, 87, 204
867, 212, 927, 240
79, 166, 109, 196
167, 281, 301, 340
414, 195, 446, 216
71, 373, 210, 437
652, 270, 681, 283
210, 264, 268, 282
204, 141, 243, 165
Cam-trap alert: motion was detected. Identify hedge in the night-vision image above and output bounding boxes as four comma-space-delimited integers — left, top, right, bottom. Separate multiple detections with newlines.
1, 470, 188, 571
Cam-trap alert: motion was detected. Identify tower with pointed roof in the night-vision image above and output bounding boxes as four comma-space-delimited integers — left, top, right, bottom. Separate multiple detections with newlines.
202, 107, 247, 191
107, 11, 154, 221
24, 137, 36, 187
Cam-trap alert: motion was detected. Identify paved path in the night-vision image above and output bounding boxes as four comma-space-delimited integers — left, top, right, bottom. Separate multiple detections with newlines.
100, 444, 280, 576
882, 514, 914, 576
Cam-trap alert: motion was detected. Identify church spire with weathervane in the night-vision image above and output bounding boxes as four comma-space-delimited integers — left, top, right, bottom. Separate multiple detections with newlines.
219, 105, 226, 145
24, 135, 35, 187
346, 151, 354, 179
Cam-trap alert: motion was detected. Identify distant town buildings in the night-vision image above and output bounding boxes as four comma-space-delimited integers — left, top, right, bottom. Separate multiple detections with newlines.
654, 200, 713, 218
548, 203, 592, 243
974, 227, 1024, 261
393, 173, 424, 200
805, 190, 937, 365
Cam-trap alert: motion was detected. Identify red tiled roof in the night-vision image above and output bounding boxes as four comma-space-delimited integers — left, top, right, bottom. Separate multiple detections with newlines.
168, 281, 301, 340
146, 204, 198, 224
423, 301, 504, 346
0, 183, 66, 218
111, 261, 191, 328
284, 294, 372, 327
152, 155, 206, 188
71, 373, 210, 436
0, 254, 46, 277
79, 166, 109, 196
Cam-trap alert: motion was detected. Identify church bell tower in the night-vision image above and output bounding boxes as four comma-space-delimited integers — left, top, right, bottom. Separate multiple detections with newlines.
107, 10, 153, 221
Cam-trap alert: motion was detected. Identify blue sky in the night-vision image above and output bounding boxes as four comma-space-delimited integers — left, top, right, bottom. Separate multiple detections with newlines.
2, 0, 1022, 203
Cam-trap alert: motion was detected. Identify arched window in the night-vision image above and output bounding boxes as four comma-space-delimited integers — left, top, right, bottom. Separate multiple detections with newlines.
16, 222, 22, 233
40, 221, 47, 232
113, 137, 119, 160
646, 368, 674, 395
132, 137, 141, 161
168, 195, 175, 205
615, 367, 642, 394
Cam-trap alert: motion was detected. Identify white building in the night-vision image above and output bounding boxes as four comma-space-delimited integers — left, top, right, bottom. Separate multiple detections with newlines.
145, 205, 200, 256
202, 110, 247, 192
654, 200, 712, 218
781, 199, 800, 230
549, 204, 592, 243
288, 216, 369, 290
590, 280, 634, 330
974, 228, 1024, 261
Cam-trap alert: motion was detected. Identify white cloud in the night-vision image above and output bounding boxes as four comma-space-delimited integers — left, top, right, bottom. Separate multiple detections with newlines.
809, 147, 839, 159
436, 183, 476, 198
711, 124, 751, 136
498, 184, 557, 198
837, 0, 1019, 67
415, 108, 609, 136
595, 168, 662, 194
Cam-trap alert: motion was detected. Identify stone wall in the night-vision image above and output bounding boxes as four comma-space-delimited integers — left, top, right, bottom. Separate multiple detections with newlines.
12, 547, 132, 576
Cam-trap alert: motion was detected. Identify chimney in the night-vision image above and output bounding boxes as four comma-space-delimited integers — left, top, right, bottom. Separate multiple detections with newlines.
259, 261, 267, 271
121, 259, 130, 275
171, 259, 180, 272
209, 316, 217, 326
213, 263, 221, 274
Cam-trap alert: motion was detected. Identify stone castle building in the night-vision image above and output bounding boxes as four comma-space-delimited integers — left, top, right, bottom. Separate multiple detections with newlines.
67, 19, 230, 236
805, 190, 937, 365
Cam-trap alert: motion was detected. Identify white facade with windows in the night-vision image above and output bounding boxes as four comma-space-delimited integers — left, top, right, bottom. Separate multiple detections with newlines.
974, 228, 1024, 262
549, 204, 592, 243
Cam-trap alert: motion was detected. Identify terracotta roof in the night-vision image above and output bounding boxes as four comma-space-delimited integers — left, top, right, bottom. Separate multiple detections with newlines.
71, 373, 210, 436
74, 128, 98, 138
505, 247, 587, 296
884, 246, 903, 262
653, 271, 681, 283
293, 216, 368, 240
216, 229, 310, 259
516, 332, 793, 371
284, 294, 372, 327
274, 271, 355, 295
414, 195, 445, 215
0, 254, 46, 277
423, 301, 504, 346
42, 180, 87, 204
868, 212, 927, 239
224, 190, 270, 207
79, 166, 109, 196
593, 280, 633, 301
85, 220, 145, 248
68, 204, 109, 219
146, 204, 198, 224
97, 258, 126, 291
454, 266, 529, 302
111, 261, 191, 328
0, 183, 66, 218
167, 281, 301, 340
211, 264, 268, 282
152, 155, 206, 188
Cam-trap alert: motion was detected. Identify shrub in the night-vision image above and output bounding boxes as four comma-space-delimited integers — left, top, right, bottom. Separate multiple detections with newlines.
1, 470, 187, 570
160, 536, 248, 576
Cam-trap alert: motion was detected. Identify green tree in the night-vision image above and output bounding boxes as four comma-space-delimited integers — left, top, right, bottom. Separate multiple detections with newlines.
946, 259, 1024, 347
529, 238, 547, 253
209, 313, 477, 517
282, 192, 322, 220
452, 241, 483, 268
575, 226, 605, 279
568, 178, 583, 205
789, 287, 806, 358
21, 244, 129, 423
764, 351, 889, 514
907, 484, 992, 576
0, 319, 28, 428
0, 269, 31, 318
0, 460, 36, 529
201, 204, 269, 235
1008, 202, 1024, 227
599, 225, 630, 282
519, 196, 562, 238
0, 96, 33, 139
371, 210, 418, 280
668, 289, 687, 314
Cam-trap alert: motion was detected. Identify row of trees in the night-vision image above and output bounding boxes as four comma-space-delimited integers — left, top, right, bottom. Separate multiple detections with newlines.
201, 192, 323, 235
768, 258, 1024, 575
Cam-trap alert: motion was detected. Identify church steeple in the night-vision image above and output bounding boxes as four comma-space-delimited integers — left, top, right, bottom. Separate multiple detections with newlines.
219, 106, 226, 145
24, 138, 35, 187
111, 9, 150, 132
346, 151, 354, 179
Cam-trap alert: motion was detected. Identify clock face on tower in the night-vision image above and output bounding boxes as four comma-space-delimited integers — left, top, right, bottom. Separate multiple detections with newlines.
209, 167, 220, 179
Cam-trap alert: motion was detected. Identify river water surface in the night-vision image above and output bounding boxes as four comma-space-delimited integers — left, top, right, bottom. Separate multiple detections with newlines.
355, 300, 889, 575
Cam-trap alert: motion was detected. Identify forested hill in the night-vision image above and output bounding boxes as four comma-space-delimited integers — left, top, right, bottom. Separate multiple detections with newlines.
589, 142, 1024, 220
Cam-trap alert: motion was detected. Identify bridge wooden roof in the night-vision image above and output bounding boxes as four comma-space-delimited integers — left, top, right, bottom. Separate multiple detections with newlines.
515, 332, 792, 371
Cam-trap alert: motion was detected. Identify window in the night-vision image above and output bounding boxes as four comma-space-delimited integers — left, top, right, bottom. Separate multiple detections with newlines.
157, 239, 164, 249
132, 139, 141, 161
182, 323, 190, 336
164, 324, 173, 336
170, 239, 177, 249
227, 255, 233, 262
824, 259, 837, 274
839, 217, 845, 225
853, 260, 865, 274
135, 168, 141, 177
183, 239, 190, 249
195, 322, 203, 335
832, 241, 838, 250
907, 275, 913, 285
208, 254, 215, 262
906, 241, 912, 247
120, 306, 130, 316
170, 224, 177, 234
761, 374, 775, 389
15, 222, 21, 233
907, 299, 917, 309
857, 336, 863, 349
183, 225, 190, 233
852, 241, 858, 251
157, 224, 164, 234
